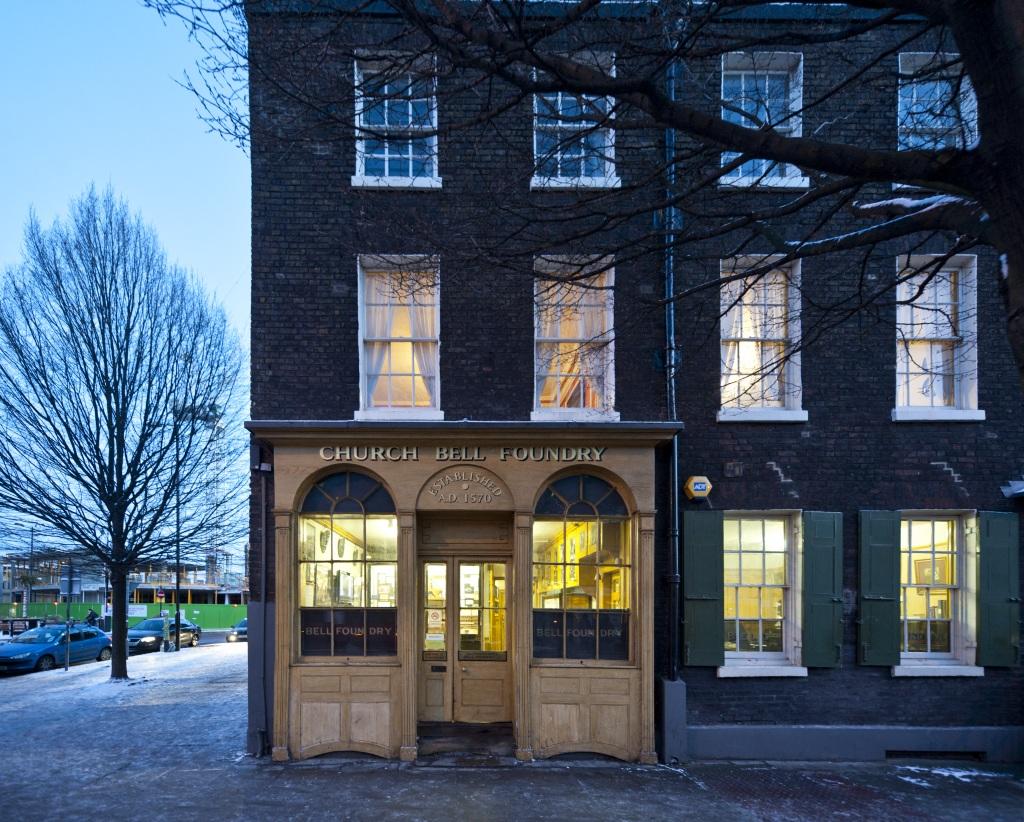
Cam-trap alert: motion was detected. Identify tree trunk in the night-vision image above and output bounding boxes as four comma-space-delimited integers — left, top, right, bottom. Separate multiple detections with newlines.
109, 566, 129, 680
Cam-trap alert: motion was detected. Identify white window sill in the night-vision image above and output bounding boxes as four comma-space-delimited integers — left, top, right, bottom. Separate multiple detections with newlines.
717, 408, 808, 423
350, 175, 443, 190
530, 409, 621, 422
353, 409, 445, 421
719, 176, 810, 190
891, 664, 984, 677
891, 407, 986, 422
717, 664, 808, 678
530, 176, 621, 190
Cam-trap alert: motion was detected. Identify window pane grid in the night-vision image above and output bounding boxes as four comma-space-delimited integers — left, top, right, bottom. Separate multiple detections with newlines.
721, 269, 792, 409
357, 67, 436, 178
363, 269, 439, 409
898, 70, 972, 151
535, 272, 612, 411
724, 517, 787, 655
722, 68, 798, 180
897, 269, 962, 408
532, 517, 631, 660
535, 90, 613, 179
900, 518, 958, 656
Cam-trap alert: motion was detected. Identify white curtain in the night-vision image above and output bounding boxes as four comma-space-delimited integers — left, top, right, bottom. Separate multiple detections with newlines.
410, 278, 437, 406
364, 275, 390, 405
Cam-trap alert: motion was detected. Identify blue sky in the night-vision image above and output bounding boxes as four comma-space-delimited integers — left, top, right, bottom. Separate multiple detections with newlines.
0, 0, 251, 344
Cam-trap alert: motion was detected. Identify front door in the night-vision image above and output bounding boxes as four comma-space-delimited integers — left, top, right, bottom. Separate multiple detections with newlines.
419, 557, 512, 723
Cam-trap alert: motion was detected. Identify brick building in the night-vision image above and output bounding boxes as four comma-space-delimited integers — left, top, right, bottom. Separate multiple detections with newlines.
244, 1, 1023, 763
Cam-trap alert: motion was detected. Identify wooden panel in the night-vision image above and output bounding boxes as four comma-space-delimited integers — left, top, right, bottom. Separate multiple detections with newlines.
425, 677, 444, 708
351, 675, 390, 692
590, 678, 629, 696
538, 703, 582, 748
289, 666, 401, 759
300, 702, 341, 749
529, 667, 639, 761
419, 516, 511, 545
303, 676, 341, 693
351, 702, 391, 748
461, 677, 505, 706
590, 704, 629, 749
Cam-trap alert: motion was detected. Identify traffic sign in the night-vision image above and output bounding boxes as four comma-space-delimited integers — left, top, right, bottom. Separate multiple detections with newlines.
156, 589, 165, 600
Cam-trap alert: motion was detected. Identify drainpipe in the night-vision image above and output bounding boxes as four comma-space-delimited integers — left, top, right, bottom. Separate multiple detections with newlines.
664, 48, 682, 681
252, 441, 272, 755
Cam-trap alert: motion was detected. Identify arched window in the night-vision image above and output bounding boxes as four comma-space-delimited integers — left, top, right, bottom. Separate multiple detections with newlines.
297, 472, 398, 657
532, 475, 630, 660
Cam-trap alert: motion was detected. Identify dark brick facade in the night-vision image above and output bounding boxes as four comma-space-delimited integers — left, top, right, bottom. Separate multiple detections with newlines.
248, 3, 1024, 748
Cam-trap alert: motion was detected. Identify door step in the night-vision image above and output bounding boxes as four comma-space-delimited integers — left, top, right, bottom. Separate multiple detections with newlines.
417, 721, 514, 759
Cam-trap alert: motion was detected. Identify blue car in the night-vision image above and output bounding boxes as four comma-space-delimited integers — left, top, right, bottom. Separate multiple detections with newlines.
0, 625, 112, 673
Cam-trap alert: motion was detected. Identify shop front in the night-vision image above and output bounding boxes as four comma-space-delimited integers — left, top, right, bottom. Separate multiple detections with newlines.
248, 422, 676, 763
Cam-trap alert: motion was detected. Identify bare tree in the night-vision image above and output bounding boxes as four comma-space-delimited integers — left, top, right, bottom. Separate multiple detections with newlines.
0, 188, 247, 678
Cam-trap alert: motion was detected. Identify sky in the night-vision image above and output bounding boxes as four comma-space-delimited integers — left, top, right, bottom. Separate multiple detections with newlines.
0, 0, 251, 345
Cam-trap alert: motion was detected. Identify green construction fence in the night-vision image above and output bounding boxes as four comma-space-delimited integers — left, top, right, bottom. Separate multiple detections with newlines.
3, 601, 248, 630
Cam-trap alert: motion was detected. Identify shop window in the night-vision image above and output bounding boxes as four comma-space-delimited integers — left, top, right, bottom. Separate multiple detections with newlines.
297, 472, 398, 657
718, 257, 806, 422
353, 59, 441, 188
533, 256, 618, 421
532, 474, 630, 661
357, 256, 442, 420
720, 52, 807, 187
893, 254, 982, 421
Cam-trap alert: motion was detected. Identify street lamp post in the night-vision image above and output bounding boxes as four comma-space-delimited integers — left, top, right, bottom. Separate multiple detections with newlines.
174, 432, 181, 652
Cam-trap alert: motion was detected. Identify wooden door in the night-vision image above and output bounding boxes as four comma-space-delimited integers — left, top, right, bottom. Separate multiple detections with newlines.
453, 560, 512, 723
417, 557, 512, 724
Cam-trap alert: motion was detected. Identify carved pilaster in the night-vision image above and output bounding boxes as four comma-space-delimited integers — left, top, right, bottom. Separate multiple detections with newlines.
638, 513, 657, 764
398, 512, 418, 761
514, 511, 534, 761
272, 510, 293, 761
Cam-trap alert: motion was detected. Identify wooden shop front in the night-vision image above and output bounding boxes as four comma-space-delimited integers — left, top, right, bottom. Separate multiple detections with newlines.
250, 423, 674, 763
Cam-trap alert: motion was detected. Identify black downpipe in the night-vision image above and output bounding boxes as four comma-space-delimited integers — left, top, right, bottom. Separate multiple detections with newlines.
258, 448, 271, 755
664, 47, 682, 681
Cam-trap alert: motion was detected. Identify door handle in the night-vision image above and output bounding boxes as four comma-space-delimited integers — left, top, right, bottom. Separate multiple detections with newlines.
461, 667, 468, 672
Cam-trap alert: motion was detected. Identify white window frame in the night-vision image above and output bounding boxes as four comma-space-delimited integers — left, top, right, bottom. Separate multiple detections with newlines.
892, 510, 983, 677
352, 58, 442, 189
531, 54, 621, 190
897, 52, 978, 154
355, 254, 444, 421
718, 510, 807, 678
531, 255, 619, 421
892, 254, 983, 421
719, 52, 809, 189
718, 256, 807, 423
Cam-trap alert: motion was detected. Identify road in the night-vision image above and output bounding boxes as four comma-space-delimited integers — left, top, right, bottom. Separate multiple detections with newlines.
0, 644, 1021, 822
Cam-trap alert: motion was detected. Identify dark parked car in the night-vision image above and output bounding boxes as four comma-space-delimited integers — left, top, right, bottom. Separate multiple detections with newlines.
127, 617, 201, 654
0, 625, 111, 672
226, 618, 247, 642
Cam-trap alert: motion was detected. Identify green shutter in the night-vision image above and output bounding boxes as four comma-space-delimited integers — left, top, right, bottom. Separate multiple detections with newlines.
683, 509, 724, 666
977, 511, 1021, 667
802, 512, 843, 667
858, 510, 900, 666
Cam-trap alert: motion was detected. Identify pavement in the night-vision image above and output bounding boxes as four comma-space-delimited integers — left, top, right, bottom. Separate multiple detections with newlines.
0, 643, 1022, 821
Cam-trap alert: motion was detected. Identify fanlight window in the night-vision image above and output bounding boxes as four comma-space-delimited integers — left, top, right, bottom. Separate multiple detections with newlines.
297, 472, 398, 657
532, 475, 631, 661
